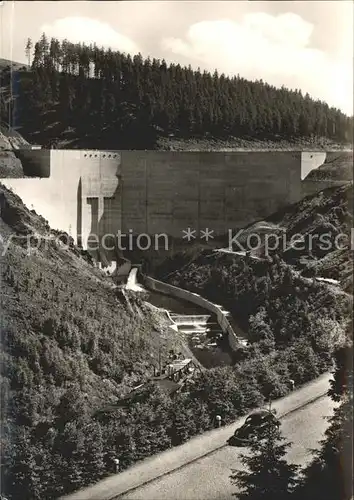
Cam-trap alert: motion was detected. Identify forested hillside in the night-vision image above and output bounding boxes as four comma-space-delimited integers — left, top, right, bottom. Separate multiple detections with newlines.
227, 182, 353, 291
163, 183, 353, 328
1, 180, 352, 499
0, 34, 353, 149
0, 183, 187, 498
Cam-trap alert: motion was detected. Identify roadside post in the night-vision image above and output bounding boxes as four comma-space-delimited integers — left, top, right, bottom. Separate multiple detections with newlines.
113, 458, 120, 473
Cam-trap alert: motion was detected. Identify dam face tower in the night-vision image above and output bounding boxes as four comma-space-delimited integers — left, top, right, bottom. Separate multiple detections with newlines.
1, 150, 122, 258
77, 151, 122, 257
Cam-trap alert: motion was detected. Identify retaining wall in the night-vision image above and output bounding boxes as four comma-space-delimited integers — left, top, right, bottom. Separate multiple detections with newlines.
140, 273, 241, 351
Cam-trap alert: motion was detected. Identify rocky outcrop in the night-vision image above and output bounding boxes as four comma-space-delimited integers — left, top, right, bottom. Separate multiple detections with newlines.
0, 151, 24, 178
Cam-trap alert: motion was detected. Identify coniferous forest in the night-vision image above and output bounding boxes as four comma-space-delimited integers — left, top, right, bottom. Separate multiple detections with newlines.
0, 33, 353, 149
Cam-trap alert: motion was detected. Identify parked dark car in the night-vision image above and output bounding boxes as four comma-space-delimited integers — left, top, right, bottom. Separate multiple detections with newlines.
227, 410, 280, 447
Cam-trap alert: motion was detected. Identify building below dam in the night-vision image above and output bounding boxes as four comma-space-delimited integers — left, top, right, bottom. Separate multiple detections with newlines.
0, 149, 350, 265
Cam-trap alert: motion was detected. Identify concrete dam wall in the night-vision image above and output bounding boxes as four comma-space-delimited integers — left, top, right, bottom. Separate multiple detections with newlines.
1, 150, 300, 240
120, 151, 302, 237
1, 149, 346, 263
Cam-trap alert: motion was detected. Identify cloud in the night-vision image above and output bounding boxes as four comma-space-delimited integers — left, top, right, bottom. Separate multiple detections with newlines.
41, 16, 139, 54
162, 13, 353, 115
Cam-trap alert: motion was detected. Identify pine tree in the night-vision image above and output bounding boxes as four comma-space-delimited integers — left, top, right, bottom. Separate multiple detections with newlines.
25, 38, 33, 67
328, 345, 353, 402
17, 34, 354, 147
230, 421, 298, 500
296, 345, 353, 500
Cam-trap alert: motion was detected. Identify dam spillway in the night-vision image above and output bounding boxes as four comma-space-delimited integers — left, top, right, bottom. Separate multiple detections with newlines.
169, 314, 212, 325
146, 289, 234, 368
125, 268, 234, 367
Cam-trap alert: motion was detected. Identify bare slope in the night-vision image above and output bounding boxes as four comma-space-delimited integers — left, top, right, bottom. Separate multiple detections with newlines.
157, 135, 353, 152
0, 124, 29, 177
0, 151, 24, 178
0, 122, 30, 149
305, 152, 353, 181
0, 181, 352, 499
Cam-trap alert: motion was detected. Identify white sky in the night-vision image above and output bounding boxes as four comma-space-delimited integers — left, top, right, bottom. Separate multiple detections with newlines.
1, 1, 353, 115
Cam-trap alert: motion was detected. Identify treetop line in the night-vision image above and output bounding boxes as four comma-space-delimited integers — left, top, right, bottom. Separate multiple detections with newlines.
1, 33, 352, 150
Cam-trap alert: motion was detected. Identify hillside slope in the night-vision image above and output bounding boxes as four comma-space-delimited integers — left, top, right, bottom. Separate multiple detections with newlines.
0, 183, 187, 499
164, 183, 352, 329
0, 124, 30, 177
0, 151, 24, 178
305, 152, 353, 181
238, 183, 353, 291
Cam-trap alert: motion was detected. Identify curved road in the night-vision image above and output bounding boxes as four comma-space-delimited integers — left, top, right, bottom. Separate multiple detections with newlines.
122, 395, 334, 500
62, 373, 335, 500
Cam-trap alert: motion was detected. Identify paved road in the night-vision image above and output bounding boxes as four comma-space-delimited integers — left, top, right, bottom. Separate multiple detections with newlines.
122, 395, 335, 500
62, 373, 333, 500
